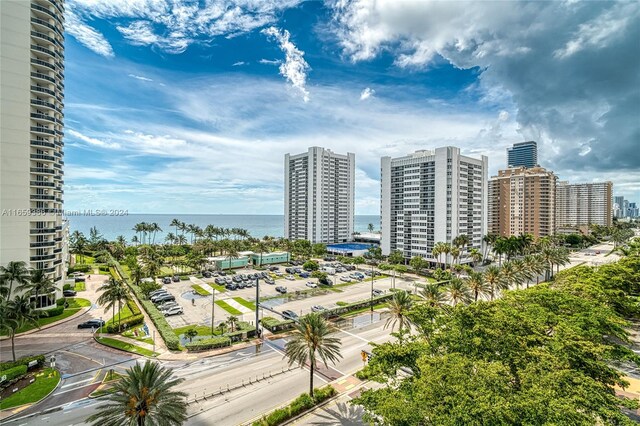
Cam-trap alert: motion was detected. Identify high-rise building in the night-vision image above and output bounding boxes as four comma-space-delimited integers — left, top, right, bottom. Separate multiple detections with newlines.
380, 147, 488, 265
488, 166, 557, 238
1, 0, 67, 305
614, 195, 626, 218
556, 181, 613, 229
507, 141, 538, 168
284, 147, 355, 244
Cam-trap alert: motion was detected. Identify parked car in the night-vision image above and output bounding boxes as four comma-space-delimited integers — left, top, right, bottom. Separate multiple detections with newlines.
203, 271, 212, 278
264, 278, 275, 285
335, 267, 345, 273
281, 310, 298, 320
285, 275, 296, 281
226, 283, 238, 291
77, 319, 105, 329
274, 271, 284, 276
218, 271, 226, 276
345, 265, 356, 271
299, 272, 310, 278
237, 282, 246, 289
215, 278, 224, 284
275, 286, 288, 294
269, 266, 279, 271
63, 289, 77, 297
149, 288, 167, 297
164, 306, 184, 316
324, 256, 336, 261
311, 305, 326, 312
305, 281, 318, 288
372, 289, 383, 297
158, 301, 179, 310
162, 277, 172, 284
212, 271, 219, 277
153, 294, 175, 304
340, 277, 352, 283
172, 275, 180, 282
285, 267, 294, 274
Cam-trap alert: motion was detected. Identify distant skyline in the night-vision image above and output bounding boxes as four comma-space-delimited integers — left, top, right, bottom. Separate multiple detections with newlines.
63, 0, 640, 214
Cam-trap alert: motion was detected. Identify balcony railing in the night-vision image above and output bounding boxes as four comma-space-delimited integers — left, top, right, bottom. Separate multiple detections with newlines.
31, 139, 55, 148
31, 126, 55, 135
30, 228, 56, 234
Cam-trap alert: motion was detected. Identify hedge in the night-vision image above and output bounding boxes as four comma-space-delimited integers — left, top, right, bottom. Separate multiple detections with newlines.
111, 264, 181, 351
63, 284, 72, 291
260, 316, 295, 332
39, 306, 64, 318
0, 355, 45, 372
105, 314, 144, 333
0, 365, 28, 384
320, 293, 394, 318
253, 386, 336, 426
185, 336, 231, 351
56, 297, 66, 307
68, 264, 91, 273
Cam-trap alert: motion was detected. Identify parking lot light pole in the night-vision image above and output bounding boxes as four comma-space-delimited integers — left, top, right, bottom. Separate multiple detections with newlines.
211, 287, 215, 336
255, 277, 260, 338
371, 263, 375, 312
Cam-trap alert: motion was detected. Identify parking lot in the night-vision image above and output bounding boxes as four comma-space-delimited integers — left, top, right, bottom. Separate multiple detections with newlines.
154, 263, 416, 330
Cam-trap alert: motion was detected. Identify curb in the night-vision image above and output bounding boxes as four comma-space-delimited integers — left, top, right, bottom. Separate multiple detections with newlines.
93, 335, 159, 359
0, 305, 92, 341
0, 369, 62, 421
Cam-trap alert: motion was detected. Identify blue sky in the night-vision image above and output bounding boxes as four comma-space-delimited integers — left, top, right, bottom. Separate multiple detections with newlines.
63, 0, 640, 214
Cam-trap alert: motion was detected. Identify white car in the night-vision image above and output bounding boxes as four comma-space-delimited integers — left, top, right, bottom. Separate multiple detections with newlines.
274, 271, 284, 276
163, 306, 183, 316
305, 281, 317, 288
285, 275, 296, 281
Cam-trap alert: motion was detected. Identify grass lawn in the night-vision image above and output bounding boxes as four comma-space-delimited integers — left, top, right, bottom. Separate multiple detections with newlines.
160, 266, 175, 275
0, 368, 60, 410
122, 326, 154, 345
74, 281, 86, 291
215, 300, 243, 315
96, 337, 159, 357
76, 255, 95, 265
233, 297, 256, 311
191, 284, 210, 296
173, 324, 221, 337
14, 298, 91, 333
105, 303, 135, 326
210, 283, 226, 292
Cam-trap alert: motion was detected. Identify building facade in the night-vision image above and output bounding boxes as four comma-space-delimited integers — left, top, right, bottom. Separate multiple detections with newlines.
1, 0, 67, 305
381, 147, 488, 265
507, 141, 538, 168
284, 147, 355, 244
556, 181, 613, 229
488, 166, 557, 239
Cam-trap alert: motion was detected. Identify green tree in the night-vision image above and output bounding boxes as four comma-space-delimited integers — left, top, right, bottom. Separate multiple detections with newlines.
284, 313, 342, 398
367, 223, 375, 233
97, 278, 128, 330
21, 269, 56, 308
0, 261, 31, 300
87, 360, 187, 426
226, 315, 239, 332
385, 290, 413, 333
444, 278, 471, 306
303, 260, 319, 271
6, 295, 40, 361
312, 243, 327, 258
184, 328, 198, 342
465, 271, 489, 302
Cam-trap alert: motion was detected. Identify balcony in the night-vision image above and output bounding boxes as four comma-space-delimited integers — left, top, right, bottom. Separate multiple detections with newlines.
31, 85, 55, 97
30, 30, 56, 46
30, 241, 55, 248
30, 228, 56, 235
30, 254, 56, 261
31, 194, 55, 201
31, 167, 55, 175
30, 180, 55, 187
31, 139, 55, 149
31, 112, 55, 123
30, 153, 55, 162
31, 126, 54, 136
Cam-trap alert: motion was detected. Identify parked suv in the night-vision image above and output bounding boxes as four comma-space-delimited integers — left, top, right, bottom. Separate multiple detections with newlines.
78, 319, 105, 329
163, 306, 184, 316
282, 310, 298, 320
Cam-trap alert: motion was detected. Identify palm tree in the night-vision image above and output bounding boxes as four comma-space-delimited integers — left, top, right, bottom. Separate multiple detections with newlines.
444, 278, 472, 306
284, 313, 342, 398
483, 265, 505, 301
420, 283, 448, 308
226, 316, 239, 333
88, 360, 187, 426
170, 218, 182, 238
130, 263, 144, 287
21, 269, 56, 308
466, 271, 489, 302
385, 290, 413, 333
367, 223, 375, 233
6, 295, 40, 361
0, 261, 31, 300
450, 246, 461, 267
469, 248, 483, 266
256, 241, 268, 267
225, 242, 240, 271
98, 278, 127, 330
500, 261, 521, 290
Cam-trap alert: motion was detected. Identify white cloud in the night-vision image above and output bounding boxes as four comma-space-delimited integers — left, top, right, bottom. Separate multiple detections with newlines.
68, 0, 303, 55
259, 59, 281, 65
65, 8, 114, 57
128, 74, 153, 81
232, 61, 247, 66
262, 27, 311, 102
360, 87, 375, 100
68, 129, 121, 149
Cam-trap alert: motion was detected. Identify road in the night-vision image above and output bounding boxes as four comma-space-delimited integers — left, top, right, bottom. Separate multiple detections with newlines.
4, 314, 392, 426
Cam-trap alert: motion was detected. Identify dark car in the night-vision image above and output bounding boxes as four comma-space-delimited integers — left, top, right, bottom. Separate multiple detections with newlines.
203, 271, 212, 278
162, 277, 172, 284
372, 289, 383, 297
282, 310, 299, 320
285, 267, 294, 274
152, 293, 175, 303
63, 289, 77, 297
237, 282, 246, 289
269, 266, 279, 271
299, 272, 310, 278
77, 319, 105, 329
218, 271, 226, 276
275, 286, 288, 294
226, 283, 238, 291
172, 275, 180, 282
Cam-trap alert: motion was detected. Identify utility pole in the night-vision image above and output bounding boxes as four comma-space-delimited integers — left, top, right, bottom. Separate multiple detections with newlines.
370, 262, 375, 312
211, 287, 215, 335
255, 276, 260, 338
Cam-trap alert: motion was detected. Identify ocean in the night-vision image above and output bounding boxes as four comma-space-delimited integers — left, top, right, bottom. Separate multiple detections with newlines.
68, 214, 380, 242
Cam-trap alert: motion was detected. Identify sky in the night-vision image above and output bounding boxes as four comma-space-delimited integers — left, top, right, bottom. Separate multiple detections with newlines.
63, 0, 640, 214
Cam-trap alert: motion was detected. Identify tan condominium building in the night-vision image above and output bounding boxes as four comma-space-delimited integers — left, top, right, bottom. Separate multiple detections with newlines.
284, 147, 355, 244
1, 0, 68, 305
556, 181, 613, 230
488, 166, 557, 239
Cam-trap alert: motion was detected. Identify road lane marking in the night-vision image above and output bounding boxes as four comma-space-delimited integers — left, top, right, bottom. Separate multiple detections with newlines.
54, 382, 100, 396
59, 376, 96, 389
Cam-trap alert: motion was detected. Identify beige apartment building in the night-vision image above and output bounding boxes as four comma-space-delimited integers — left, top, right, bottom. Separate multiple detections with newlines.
556, 181, 613, 231
1, 0, 67, 305
488, 166, 557, 239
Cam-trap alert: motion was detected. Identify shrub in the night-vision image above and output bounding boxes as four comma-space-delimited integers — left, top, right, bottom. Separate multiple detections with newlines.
0, 365, 28, 384
321, 294, 394, 318
142, 300, 181, 351
260, 316, 294, 332
68, 264, 91, 274
63, 284, 72, 291
185, 336, 231, 351
312, 385, 337, 403
56, 297, 66, 307
39, 306, 64, 318
0, 355, 45, 372
105, 314, 144, 333
262, 408, 290, 426
289, 393, 315, 415
253, 387, 336, 426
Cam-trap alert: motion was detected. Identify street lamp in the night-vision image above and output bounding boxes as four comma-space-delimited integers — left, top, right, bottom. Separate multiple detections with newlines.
255, 276, 261, 338
211, 286, 215, 336
370, 262, 375, 312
